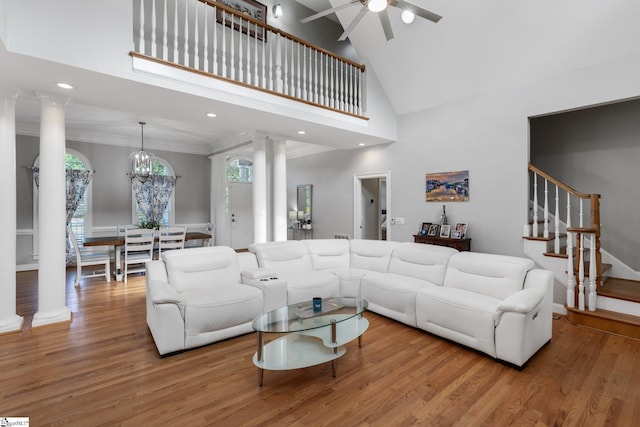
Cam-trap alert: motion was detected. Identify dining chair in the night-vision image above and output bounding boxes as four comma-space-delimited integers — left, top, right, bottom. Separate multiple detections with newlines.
117, 224, 138, 237
123, 228, 155, 284
158, 226, 186, 258
203, 222, 214, 247
67, 226, 111, 287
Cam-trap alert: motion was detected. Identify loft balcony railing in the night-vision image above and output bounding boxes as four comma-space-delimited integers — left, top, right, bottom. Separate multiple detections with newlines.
131, 0, 367, 118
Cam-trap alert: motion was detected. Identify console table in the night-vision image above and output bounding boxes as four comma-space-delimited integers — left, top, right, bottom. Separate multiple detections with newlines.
413, 234, 471, 251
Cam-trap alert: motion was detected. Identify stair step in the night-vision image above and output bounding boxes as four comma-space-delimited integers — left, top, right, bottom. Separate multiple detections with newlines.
600, 277, 640, 304
566, 306, 640, 339
523, 232, 567, 242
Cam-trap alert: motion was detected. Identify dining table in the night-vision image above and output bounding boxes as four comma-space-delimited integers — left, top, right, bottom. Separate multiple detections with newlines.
83, 231, 211, 281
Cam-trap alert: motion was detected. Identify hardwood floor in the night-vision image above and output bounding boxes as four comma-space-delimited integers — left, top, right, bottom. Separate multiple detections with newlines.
3, 270, 640, 426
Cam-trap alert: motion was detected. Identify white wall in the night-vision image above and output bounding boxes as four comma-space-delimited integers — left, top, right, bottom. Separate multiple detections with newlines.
288, 51, 640, 256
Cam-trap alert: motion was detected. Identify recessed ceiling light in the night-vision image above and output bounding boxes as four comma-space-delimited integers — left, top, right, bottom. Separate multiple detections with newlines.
205, 112, 217, 118
401, 10, 415, 24
297, 130, 306, 135
57, 82, 73, 89
359, 143, 366, 146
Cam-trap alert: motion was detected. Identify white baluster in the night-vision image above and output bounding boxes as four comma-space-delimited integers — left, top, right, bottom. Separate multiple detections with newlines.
543, 179, 549, 238
578, 233, 585, 311
203, 6, 209, 73
566, 230, 575, 308
275, 34, 282, 92
260, 26, 266, 88
319, 53, 325, 105
296, 43, 301, 98
183, 0, 189, 66
532, 173, 539, 237
194, 1, 200, 70
579, 198, 584, 228
237, 16, 243, 82
554, 184, 560, 253
212, 6, 218, 75
162, 0, 168, 60
221, 11, 226, 78
151, 0, 157, 57
588, 233, 597, 311
173, 0, 179, 63
302, 46, 307, 100
139, 0, 145, 54
230, 15, 235, 80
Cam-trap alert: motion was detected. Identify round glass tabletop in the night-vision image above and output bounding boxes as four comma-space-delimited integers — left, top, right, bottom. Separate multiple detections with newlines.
252, 297, 368, 333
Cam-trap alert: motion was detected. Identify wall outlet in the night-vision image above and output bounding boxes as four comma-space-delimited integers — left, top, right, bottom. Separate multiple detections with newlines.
390, 218, 396, 225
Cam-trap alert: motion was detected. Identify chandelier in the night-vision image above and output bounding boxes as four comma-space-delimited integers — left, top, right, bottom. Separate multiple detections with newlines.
128, 121, 154, 182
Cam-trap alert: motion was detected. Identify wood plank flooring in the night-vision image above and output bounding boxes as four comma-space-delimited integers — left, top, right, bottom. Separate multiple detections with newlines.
2, 270, 640, 426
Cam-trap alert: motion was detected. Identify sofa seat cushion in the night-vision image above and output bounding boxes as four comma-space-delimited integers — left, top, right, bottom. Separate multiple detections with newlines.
181, 284, 263, 337
329, 268, 369, 298
278, 270, 340, 304
416, 287, 501, 357
361, 272, 439, 327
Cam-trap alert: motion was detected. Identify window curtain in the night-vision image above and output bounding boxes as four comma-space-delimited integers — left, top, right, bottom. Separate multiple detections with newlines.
33, 167, 93, 263
131, 175, 176, 225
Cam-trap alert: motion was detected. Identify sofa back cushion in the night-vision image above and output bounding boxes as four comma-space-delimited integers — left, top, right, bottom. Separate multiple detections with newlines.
306, 239, 350, 270
163, 246, 240, 293
387, 242, 457, 285
443, 252, 535, 300
250, 241, 312, 273
349, 239, 398, 272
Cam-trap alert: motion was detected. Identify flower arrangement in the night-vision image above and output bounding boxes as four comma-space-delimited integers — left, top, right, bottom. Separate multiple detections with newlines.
138, 219, 161, 230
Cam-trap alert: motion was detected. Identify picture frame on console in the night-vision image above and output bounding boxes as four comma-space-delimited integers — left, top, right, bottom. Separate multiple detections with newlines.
420, 222, 431, 235
427, 224, 440, 237
454, 223, 467, 238
440, 225, 451, 238
450, 230, 462, 239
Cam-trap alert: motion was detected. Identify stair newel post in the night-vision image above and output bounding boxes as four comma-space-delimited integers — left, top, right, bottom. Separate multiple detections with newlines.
543, 179, 549, 238
591, 194, 602, 293
532, 173, 539, 237
554, 184, 560, 254
578, 231, 585, 311
566, 229, 575, 308
588, 233, 597, 311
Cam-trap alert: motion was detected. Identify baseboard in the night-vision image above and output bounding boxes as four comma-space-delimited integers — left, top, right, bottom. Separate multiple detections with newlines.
17, 263, 38, 272
552, 303, 567, 315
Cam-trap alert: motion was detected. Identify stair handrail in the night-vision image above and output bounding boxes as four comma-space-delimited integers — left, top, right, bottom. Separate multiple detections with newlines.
528, 164, 602, 311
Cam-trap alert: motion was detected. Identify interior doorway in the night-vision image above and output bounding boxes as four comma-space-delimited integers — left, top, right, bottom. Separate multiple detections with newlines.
353, 172, 390, 240
228, 182, 253, 250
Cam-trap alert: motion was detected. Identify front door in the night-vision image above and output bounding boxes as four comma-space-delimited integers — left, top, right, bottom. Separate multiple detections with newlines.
229, 182, 253, 250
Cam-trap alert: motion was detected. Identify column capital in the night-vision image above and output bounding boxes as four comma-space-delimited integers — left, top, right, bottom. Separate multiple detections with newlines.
35, 91, 70, 108
0, 88, 21, 101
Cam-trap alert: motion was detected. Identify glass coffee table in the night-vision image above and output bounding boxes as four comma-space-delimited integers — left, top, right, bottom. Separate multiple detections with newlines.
252, 297, 369, 386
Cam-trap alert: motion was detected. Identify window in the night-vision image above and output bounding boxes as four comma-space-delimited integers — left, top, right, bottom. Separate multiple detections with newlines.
132, 158, 175, 226
66, 153, 89, 241
226, 158, 253, 182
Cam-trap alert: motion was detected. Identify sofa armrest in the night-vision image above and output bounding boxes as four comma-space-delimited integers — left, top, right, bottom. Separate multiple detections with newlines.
147, 280, 184, 306
241, 268, 278, 280
242, 271, 287, 312
496, 288, 544, 326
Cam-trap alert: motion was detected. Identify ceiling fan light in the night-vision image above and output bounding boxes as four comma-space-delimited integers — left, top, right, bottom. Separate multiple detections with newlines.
401, 10, 415, 24
367, 0, 387, 13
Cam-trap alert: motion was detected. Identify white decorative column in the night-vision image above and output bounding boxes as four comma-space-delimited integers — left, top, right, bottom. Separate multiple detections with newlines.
252, 134, 268, 243
32, 94, 71, 328
0, 91, 23, 334
210, 154, 227, 246
272, 138, 287, 241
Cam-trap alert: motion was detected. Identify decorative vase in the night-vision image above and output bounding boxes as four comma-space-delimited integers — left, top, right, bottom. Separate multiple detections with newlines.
440, 205, 448, 226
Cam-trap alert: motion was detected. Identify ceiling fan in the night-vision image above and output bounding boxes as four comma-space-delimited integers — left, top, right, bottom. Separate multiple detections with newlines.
300, 0, 442, 42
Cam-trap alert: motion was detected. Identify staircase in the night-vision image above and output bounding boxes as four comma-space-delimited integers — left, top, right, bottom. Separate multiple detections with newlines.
524, 164, 640, 339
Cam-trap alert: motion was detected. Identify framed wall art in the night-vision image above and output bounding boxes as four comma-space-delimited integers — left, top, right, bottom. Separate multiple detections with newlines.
426, 170, 469, 202
217, 0, 267, 40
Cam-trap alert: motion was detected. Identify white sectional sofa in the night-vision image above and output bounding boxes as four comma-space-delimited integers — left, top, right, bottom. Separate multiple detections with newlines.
146, 239, 553, 367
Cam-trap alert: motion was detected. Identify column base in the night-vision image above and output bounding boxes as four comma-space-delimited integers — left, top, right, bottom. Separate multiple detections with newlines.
32, 307, 71, 328
0, 315, 24, 334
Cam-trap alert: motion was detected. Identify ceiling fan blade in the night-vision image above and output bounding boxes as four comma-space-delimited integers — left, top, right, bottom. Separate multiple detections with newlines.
338, 7, 369, 41
300, 0, 361, 24
378, 9, 394, 41
390, 0, 443, 23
